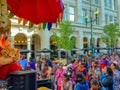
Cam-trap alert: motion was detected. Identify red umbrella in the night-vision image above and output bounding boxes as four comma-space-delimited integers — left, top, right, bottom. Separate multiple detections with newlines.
7, 0, 64, 24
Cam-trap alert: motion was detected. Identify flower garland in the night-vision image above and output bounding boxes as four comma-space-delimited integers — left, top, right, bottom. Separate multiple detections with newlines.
0, 0, 8, 28
0, 0, 11, 38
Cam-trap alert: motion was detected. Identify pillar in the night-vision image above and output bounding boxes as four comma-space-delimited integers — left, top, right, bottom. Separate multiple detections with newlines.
41, 29, 50, 49
58, 51, 61, 58
76, 32, 80, 49
27, 36, 31, 59
94, 38, 97, 47
67, 51, 71, 58
117, 0, 120, 26
109, 0, 120, 50
100, 0, 105, 26
79, 31, 84, 54
75, 0, 83, 23
40, 29, 50, 57
88, 37, 91, 48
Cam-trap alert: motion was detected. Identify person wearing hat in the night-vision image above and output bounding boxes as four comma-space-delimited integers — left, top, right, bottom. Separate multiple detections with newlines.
56, 63, 66, 90
61, 73, 72, 90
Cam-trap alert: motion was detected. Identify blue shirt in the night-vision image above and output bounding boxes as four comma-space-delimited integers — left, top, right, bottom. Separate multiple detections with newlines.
46, 60, 52, 67
18, 59, 28, 70
76, 82, 89, 90
28, 61, 36, 70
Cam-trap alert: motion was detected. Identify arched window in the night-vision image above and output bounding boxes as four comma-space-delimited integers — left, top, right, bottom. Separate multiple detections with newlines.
50, 35, 58, 58
83, 37, 88, 48
14, 33, 27, 49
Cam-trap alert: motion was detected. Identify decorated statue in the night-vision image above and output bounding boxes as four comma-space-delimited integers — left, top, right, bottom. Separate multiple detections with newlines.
0, 0, 22, 80
0, 35, 22, 80
0, 36, 20, 62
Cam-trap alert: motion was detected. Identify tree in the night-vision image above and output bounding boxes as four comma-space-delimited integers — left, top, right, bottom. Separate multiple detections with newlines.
102, 23, 120, 47
51, 21, 76, 51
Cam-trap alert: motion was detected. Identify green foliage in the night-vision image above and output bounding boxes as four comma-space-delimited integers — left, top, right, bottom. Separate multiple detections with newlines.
52, 21, 76, 50
102, 23, 120, 47
71, 37, 76, 48
50, 32, 58, 41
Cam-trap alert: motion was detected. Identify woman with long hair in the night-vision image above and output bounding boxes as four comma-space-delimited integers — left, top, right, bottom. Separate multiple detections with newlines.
110, 63, 120, 90
71, 60, 79, 89
100, 66, 113, 90
75, 72, 89, 90
88, 61, 101, 80
61, 73, 72, 90
88, 61, 97, 78
100, 55, 108, 69
40, 64, 49, 79
56, 63, 66, 90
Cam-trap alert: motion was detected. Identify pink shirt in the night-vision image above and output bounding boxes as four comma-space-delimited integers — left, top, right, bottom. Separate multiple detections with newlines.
56, 68, 66, 86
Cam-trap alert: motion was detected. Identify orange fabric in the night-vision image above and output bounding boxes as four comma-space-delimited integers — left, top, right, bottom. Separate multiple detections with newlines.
0, 36, 5, 48
0, 35, 5, 51
85, 73, 89, 81
77, 66, 86, 72
18, 17, 23, 24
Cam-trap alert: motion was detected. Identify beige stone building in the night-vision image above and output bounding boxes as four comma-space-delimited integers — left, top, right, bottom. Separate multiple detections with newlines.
11, 0, 120, 57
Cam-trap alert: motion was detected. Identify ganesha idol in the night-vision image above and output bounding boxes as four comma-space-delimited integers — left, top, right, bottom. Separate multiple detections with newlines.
0, 35, 22, 80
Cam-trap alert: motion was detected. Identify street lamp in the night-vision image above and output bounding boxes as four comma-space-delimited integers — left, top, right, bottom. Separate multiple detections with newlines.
85, 1, 99, 55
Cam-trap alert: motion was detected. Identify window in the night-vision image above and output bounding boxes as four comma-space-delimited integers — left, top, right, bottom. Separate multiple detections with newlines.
69, 6, 75, 21
82, 9, 87, 23
63, 6, 67, 20
104, 0, 107, 7
96, 14, 99, 25
94, 0, 98, 4
105, 14, 108, 24
109, 15, 113, 22
108, 0, 112, 8
83, 37, 88, 48
113, 0, 116, 10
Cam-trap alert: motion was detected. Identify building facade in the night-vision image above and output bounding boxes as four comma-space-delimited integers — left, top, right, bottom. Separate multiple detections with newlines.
11, 0, 120, 57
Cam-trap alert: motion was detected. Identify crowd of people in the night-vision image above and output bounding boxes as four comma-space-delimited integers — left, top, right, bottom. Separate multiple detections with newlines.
1, 36, 120, 90
5, 51, 120, 90
23, 51, 120, 90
